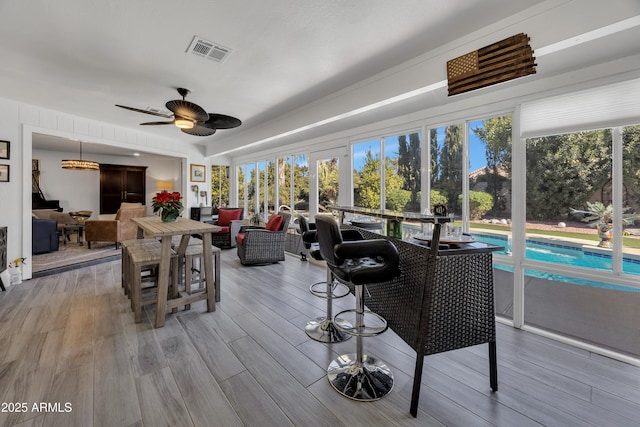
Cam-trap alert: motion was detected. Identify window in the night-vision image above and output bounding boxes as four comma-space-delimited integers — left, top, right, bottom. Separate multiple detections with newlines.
258, 161, 266, 216
469, 117, 512, 222
466, 115, 514, 319
278, 156, 292, 211
293, 154, 309, 218
353, 139, 381, 209
267, 160, 276, 215
384, 132, 421, 212
430, 123, 463, 216
211, 165, 229, 208
525, 128, 612, 270
246, 163, 256, 215
237, 165, 245, 211
317, 156, 339, 211
523, 126, 640, 357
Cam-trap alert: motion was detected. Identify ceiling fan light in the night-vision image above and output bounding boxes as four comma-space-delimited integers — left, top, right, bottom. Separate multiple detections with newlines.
175, 118, 194, 129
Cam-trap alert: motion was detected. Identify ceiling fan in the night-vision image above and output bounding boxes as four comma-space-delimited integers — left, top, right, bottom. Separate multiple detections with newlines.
116, 88, 241, 136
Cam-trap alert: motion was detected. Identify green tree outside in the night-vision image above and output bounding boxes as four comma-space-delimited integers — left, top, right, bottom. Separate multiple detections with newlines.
397, 132, 421, 210
472, 116, 512, 214
353, 149, 407, 210
210, 165, 229, 207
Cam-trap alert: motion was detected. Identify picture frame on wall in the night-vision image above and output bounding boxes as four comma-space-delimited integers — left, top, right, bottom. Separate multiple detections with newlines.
190, 164, 206, 182
0, 141, 9, 160
0, 165, 9, 182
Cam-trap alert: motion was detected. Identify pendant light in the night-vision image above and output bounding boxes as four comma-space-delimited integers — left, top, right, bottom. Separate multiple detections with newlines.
61, 141, 99, 171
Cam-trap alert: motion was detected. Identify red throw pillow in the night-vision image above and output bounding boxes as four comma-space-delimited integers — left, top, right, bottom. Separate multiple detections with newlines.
265, 214, 283, 231
236, 232, 245, 245
217, 209, 242, 226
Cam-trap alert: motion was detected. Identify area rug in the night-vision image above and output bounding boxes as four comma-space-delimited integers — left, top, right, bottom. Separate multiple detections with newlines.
31, 240, 121, 277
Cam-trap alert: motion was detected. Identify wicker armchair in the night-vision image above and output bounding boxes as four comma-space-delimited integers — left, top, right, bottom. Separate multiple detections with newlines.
208, 208, 244, 249
236, 211, 291, 265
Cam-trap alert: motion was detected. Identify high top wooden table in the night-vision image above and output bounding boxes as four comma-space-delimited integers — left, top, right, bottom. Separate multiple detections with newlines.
131, 216, 221, 327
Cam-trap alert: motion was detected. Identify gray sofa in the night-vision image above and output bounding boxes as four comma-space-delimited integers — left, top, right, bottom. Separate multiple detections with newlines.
32, 219, 60, 254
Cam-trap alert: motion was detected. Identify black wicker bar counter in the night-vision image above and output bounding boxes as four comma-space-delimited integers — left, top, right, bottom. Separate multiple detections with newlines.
338, 222, 502, 417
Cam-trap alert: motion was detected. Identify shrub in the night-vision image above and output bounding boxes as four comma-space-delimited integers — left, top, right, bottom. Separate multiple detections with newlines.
465, 191, 494, 220
385, 189, 411, 211
430, 190, 448, 211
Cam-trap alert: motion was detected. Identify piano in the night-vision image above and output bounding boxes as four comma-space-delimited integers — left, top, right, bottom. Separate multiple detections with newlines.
32, 172, 62, 211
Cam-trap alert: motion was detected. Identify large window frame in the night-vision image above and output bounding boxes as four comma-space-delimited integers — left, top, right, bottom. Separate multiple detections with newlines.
228, 78, 640, 364
235, 152, 310, 220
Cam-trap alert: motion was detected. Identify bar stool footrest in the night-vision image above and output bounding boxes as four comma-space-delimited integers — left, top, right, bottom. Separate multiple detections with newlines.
333, 309, 389, 337
309, 281, 350, 299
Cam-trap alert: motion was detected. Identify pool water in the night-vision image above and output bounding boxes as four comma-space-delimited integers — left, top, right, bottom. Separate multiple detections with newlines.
473, 233, 640, 292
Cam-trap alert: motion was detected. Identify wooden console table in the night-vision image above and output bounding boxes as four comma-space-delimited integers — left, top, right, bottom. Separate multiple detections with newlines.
329, 206, 501, 416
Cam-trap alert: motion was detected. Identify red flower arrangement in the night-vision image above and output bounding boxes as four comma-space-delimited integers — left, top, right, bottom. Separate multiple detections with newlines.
152, 191, 183, 222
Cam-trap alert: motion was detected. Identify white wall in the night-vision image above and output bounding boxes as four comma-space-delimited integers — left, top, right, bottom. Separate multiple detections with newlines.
0, 98, 211, 281
0, 98, 22, 281
33, 149, 182, 217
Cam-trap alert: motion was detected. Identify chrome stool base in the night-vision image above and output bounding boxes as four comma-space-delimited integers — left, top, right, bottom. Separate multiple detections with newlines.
305, 317, 352, 343
305, 272, 352, 343
327, 353, 394, 401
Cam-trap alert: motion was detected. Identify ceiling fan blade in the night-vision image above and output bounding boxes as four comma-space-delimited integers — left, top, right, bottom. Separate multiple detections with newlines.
140, 121, 175, 125
181, 125, 217, 137
165, 100, 209, 122
205, 113, 242, 129
115, 104, 172, 118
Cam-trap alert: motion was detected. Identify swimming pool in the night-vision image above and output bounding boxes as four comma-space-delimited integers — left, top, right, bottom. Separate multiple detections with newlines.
473, 233, 640, 292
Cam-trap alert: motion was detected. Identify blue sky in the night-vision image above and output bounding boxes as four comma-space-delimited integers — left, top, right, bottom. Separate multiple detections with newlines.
353, 120, 488, 173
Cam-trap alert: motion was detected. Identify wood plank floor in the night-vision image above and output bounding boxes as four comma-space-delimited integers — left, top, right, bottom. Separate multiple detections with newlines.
1, 250, 639, 426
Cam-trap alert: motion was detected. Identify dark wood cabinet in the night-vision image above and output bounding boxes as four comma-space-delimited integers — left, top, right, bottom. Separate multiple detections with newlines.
99, 164, 147, 214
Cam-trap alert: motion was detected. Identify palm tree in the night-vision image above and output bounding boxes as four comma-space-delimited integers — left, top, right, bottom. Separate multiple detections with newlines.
571, 201, 640, 248
571, 201, 640, 227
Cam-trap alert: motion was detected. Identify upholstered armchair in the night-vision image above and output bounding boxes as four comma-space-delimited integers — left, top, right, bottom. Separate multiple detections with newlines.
208, 208, 244, 249
236, 211, 291, 265
85, 206, 146, 249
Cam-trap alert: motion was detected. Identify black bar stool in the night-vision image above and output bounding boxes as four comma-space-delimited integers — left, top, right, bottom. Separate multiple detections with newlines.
315, 215, 401, 401
298, 215, 351, 343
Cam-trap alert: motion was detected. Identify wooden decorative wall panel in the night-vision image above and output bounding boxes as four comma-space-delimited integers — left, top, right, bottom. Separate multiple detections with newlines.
447, 33, 536, 96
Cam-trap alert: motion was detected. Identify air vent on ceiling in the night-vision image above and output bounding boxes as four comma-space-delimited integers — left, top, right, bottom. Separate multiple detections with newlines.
187, 36, 232, 63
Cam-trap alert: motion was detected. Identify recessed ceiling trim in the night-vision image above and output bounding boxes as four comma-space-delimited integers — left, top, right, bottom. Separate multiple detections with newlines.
215, 16, 640, 157
536, 15, 640, 56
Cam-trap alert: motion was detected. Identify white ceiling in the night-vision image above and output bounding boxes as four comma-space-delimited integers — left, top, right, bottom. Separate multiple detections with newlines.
1, 1, 639, 158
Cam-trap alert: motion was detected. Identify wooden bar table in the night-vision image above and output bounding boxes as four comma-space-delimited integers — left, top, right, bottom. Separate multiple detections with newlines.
131, 216, 221, 328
